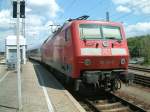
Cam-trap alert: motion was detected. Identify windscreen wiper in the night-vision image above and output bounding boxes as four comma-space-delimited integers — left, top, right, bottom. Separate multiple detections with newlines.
106, 37, 116, 39
106, 37, 122, 43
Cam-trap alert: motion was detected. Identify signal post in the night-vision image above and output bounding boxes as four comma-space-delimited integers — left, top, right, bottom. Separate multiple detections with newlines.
13, 0, 25, 111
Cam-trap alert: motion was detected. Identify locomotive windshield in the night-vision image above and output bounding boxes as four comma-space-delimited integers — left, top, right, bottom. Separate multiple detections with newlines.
79, 24, 122, 40
79, 24, 102, 39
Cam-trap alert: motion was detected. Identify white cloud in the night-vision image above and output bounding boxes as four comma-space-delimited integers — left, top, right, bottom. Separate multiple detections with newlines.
116, 5, 131, 13
0, 9, 10, 18
28, 0, 51, 6
141, 5, 150, 14
49, 0, 60, 17
113, 0, 150, 14
112, 0, 130, 4
0, 9, 11, 29
26, 7, 32, 13
126, 22, 150, 37
28, 0, 60, 17
26, 14, 45, 26
25, 18, 53, 42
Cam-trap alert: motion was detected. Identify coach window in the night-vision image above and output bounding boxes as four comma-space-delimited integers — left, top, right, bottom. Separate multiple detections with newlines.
65, 28, 71, 41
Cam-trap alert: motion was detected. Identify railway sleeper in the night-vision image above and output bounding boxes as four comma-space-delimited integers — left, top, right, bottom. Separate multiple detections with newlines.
101, 107, 130, 112
134, 79, 150, 86
147, 109, 150, 112
134, 75, 150, 80
95, 100, 108, 104
134, 78, 150, 83
95, 102, 122, 110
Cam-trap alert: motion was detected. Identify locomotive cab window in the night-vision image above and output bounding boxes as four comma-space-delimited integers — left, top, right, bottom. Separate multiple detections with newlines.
102, 26, 122, 40
79, 24, 122, 40
79, 24, 102, 39
65, 28, 71, 41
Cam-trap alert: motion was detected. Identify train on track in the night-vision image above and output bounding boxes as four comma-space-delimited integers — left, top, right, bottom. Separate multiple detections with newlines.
29, 16, 129, 92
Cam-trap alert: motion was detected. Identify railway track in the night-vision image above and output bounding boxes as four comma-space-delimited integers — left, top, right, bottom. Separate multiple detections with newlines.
78, 92, 149, 112
133, 74, 150, 87
128, 65, 150, 87
128, 65, 150, 72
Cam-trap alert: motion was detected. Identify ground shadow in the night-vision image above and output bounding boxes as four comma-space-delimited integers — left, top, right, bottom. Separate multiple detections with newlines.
31, 60, 65, 90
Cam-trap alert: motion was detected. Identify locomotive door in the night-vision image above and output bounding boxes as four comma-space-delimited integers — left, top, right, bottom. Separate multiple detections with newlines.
62, 28, 72, 76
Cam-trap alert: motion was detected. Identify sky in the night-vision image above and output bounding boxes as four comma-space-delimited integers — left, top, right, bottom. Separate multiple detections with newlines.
0, 0, 150, 51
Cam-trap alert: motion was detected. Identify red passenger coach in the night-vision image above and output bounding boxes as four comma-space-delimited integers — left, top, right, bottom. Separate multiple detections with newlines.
41, 16, 129, 91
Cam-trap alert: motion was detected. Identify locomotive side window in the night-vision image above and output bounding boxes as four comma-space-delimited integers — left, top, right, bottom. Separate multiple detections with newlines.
102, 26, 122, 40
79, 24, 102, 39
65, 28, 71, 41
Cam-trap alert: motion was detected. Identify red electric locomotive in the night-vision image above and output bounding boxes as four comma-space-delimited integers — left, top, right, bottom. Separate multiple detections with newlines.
41, 16, 129, 91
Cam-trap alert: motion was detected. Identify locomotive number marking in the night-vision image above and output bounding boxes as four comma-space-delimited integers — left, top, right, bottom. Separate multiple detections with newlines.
102, 48, 111, 56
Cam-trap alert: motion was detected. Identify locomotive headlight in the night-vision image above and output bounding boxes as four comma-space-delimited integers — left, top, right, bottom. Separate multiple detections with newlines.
121, 58, 126, 64
84, 59, 91, 66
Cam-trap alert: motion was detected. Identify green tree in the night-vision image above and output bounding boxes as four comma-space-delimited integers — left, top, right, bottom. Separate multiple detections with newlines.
127, 35, 150, 64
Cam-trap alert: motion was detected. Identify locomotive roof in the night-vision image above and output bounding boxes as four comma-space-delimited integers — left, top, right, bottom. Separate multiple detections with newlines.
54, 19, 123, 33
67, 20, 122, 26
42, 20, 123, 45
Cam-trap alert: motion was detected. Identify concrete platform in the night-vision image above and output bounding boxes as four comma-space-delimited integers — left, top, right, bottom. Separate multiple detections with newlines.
0, 61, 85, 112
0, 64, 7, 76
26, 61, 86, 112
22, 62, 49, 112
0, 70, 18, 112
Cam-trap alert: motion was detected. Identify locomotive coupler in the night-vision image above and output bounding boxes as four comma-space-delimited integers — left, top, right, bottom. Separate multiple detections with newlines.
82, 71, 100, 85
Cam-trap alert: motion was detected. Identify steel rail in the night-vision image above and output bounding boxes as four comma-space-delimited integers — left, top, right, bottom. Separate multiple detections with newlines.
133, 74, 150, 87
128, 66, 150, 72
128, 65, 150, 87
109, 92, 147, 112
82, 92, 147, 112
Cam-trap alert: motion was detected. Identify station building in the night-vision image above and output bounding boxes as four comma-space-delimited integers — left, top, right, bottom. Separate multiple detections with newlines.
5, 35, 26, 68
